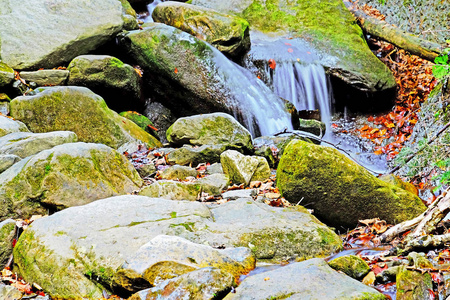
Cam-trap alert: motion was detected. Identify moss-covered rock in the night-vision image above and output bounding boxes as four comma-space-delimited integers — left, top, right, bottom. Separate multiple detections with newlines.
67, 55, 143, 112
19, 69, 69, 86
119, 0, 139, 30
328, 255, 370, 280
160, 165, 198, 180
166, 144, 227, 166
221, 150, 270, 185
167, 113, 253, 152
191, 0, 396, 93
277, 139, 426, 228
153, 1, 250, 59
9, 86, 161, 151
0, 219, 15, 268
298, 118, 326, 136
0, 142, 143, 220
0, 62, 15, 87
396, 265, 433, 300
119, 111, 159, 141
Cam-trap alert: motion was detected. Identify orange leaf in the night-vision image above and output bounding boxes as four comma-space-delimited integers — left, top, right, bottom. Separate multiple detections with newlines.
174, 68, 178, 74
374, 150, 383, 155
268, 59, 276, 70
385, 122, 395, 128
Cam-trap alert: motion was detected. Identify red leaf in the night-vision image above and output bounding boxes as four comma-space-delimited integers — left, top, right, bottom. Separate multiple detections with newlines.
268, 59, 276, 70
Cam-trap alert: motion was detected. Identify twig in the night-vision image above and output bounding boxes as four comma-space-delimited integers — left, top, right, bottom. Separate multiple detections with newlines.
388, 121, 450, 174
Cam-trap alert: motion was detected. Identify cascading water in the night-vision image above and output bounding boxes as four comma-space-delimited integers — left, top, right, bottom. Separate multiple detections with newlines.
141, 0, 164, 22
269, 62, 333, 138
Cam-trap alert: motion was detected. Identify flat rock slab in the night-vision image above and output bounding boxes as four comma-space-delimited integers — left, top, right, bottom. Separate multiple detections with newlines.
0, 0, 124, 69
14, 196, 341, 298
225, 258, 386, 300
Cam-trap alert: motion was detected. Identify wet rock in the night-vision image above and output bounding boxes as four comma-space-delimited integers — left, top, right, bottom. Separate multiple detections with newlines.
376, 266, 400, 283
0, 142, 142, 220
0, 62, 14, 87
0, 219, 15, 268
0, 116, 29, 138
120, 23, 291, 136
396, 265, 432, 300
224, 258, 386, 299
220, 150, 270, 186
191, 0, 396, 93
160, 165, 198, 180
119, 0, 139, 30
19, 70, 69, 86
298, 118, 326, 137
407, 252, 433, 269
0, 0, 124, 70
277, 139, 426, 228
13, 195, 341, 298
144, 101, 177, 144
136, 163, 157, 178
10, 86, 161, 151
144, 267, 234, 300
0, 131, 77, 159
153, 1, 250, 58
166, 113, 253, 153
67, 55, 143, 112
328, 255, 370, 280
254, 144, 277, 168
119, 235, 254, 287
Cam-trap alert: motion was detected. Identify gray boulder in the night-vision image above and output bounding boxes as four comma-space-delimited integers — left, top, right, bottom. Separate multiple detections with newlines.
19, 70, 69, 86
0, 116, 29, 138
0, 155, 20, 173
159, 165, 198, 180
0, 0, 124, 70
0, 142, 142, 220
221, 150, 271, 185
167, 113, 253, 152
14, 195, 341, 298
10, 86, 161, 151
0, 131, 77, 159
120, 235, 254, 287
67, 55, 142, 112
0, 62, 14, 87
153, 1, 250, 58
225, 258, 386, 299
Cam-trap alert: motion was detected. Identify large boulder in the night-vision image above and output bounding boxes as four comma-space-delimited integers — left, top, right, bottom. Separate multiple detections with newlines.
225, 258, 386, 299
153, 1, 250, 59
67, 55, 143, 112
277, 139, 426, 228
10, 86, 161, 151
19, 69, 69, 86
190, 0, 396, 93
13, 195, 341, 298
119, 23, 292, 136
0, 142, 142, 221
166, 113, 253, 152
0, 0, 124, 70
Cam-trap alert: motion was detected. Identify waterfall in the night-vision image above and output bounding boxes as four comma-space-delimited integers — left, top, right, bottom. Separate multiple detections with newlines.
208, 47, 293, 137
142, 0, 164, 22
270, 63, 332, 132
